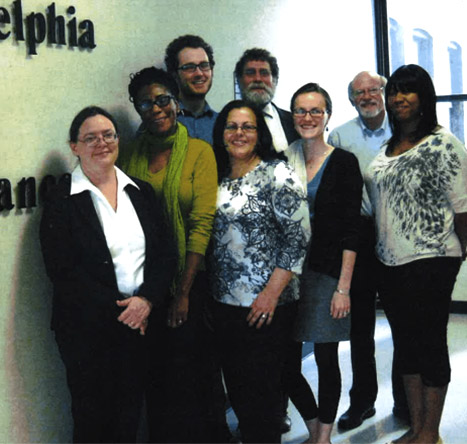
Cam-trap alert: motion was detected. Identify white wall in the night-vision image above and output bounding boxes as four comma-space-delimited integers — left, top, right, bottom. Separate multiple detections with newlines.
1, 0, 465, 441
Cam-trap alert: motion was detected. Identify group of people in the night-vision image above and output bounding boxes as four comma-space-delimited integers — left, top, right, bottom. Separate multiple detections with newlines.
39, 34, 467, 444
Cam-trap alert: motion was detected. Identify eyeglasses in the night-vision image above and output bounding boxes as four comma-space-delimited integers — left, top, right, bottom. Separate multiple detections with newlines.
224, 123, 258, 133
137, 95, 174, 112
353, 87, 384, 98
243, 68, 272, 78
178, 62, 212, 73
293, 108, 326, 118
79, 131, 118, 148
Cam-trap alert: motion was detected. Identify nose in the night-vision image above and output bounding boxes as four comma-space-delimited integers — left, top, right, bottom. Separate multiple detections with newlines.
391, 91, 405, 103
151, 102, 163, 113
253, 71, 262, 82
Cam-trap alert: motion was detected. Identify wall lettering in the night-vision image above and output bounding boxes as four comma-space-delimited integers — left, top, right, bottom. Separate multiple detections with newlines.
0, 174, 71, 212
0, 0, 96, 55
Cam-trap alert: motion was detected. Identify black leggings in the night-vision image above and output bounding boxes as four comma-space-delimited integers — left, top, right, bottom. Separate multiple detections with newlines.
285, 341, 341, 424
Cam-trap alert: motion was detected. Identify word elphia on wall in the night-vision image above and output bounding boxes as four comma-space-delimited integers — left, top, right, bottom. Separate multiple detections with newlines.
0, 174, 70, 212
0, 0, 96, 55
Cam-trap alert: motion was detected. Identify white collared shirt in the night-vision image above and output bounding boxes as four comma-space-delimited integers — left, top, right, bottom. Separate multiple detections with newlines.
263, 103, 290, 153
71, 164, 146, 297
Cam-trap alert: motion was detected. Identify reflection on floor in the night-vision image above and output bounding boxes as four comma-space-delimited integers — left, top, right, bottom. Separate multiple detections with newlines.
226, 311, 467, 444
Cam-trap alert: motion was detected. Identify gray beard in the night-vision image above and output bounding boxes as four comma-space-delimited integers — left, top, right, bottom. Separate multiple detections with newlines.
241, 84, 275, 107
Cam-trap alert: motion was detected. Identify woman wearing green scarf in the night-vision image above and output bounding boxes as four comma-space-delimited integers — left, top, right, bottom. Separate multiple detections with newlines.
118, 67, 218, 442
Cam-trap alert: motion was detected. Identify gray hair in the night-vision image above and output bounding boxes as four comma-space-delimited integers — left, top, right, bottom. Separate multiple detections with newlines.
347, 71, 387, 103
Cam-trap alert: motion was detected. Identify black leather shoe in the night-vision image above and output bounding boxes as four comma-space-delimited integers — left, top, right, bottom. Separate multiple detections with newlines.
338, 406, 376, 430
280, 415, 292, 434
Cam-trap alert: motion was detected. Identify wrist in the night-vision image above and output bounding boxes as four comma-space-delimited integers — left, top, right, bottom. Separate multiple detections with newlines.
335, 288, 350, 296
138, 296, 153, 310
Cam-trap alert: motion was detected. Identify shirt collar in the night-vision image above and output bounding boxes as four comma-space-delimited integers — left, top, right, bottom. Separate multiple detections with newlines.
262, 102, 275, 118
359, 114, 389, 137
70, 164, 139, 196
179, 101, 214, 117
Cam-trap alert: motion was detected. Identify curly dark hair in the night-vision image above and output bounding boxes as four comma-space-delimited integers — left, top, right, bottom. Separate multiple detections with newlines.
385, 64, 438, 151
128, 67, 179, 112
212, 100, 285, 181
69, 106, 118, 143
290, 82, 333, 115
234, 48, 279, 82
164, 35, 215, 75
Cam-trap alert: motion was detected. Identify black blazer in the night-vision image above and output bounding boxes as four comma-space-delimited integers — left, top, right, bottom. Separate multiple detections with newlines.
40, 175, 176, 355
273, 103, 300, 145
307, 148, 363, 279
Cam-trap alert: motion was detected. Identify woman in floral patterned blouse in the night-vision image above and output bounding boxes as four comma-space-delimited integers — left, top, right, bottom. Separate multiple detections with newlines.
208, 100, 311, 443
366, 64, 467, 444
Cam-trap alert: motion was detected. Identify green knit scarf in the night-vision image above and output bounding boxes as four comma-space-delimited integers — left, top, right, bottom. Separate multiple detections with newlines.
124, 122, 189, 296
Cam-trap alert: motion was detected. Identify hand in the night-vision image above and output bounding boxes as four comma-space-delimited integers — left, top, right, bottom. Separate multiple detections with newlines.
167, 293, 189, 328
117, 296, 152, 335
246, 291, 279, 329
330, 291, 350, 319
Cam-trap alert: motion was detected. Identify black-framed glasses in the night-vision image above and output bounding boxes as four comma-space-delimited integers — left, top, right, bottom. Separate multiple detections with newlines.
353, 86, 384, 98
79, 131, 118, 148
224, 123, 257, 133
243, 68, 272, 78
178, 62, 212, 73
137, 95, 174, 112
293, 108, 326, 118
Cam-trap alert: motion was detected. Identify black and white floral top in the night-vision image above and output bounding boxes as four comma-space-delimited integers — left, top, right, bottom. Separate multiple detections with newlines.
210, 159, 311, 306
365, 127, 467, 266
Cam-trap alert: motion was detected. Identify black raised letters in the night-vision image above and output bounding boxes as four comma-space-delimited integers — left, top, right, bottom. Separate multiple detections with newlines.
0, 1, 96, 55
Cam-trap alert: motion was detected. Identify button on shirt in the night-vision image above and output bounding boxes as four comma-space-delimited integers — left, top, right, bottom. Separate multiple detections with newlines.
328, 115, 391, 216
70, 164, 146, 297
263, 102, 290, 153
178, 102, 218, 145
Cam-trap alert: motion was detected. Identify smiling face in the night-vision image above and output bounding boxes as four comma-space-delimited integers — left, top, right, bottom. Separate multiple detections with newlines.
223, 107, 258, 162
387, 90, 421, 124
176, 47, 213, 98
238, 60, 276, 107
292, 92, 330, 141
351, 72, 385, 119
70, 114, 119, 174
136, 83, 179, 136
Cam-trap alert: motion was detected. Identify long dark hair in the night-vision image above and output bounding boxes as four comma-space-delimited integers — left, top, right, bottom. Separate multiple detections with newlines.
212, 100, 285, 181
386, 64, 438, 151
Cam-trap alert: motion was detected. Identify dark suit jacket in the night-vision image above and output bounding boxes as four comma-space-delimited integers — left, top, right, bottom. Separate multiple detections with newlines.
272, 103, 300, 145
307, 148, 363, 279
40, 174, 176, 358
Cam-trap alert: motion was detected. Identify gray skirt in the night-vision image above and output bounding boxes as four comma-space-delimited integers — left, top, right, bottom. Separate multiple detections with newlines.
294, 269, 350, 343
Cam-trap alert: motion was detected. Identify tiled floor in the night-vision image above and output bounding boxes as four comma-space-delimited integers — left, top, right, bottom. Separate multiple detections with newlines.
226, 311, 467, 443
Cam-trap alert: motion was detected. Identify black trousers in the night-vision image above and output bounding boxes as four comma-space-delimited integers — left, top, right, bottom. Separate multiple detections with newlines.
212, 300, 296, 443
348, 217, 406, 410
378, 257, 461, 387
56, 323, 146, 443
146, 272, 229, 443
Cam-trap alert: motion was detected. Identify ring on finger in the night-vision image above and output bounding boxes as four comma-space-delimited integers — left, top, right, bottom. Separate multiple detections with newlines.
260, 314, 267, 319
